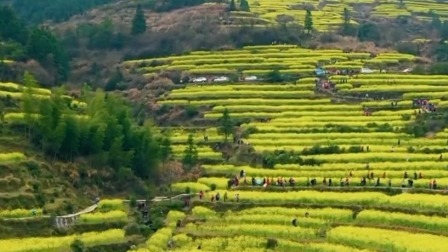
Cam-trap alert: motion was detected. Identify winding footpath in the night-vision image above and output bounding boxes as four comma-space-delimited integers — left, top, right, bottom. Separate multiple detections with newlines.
2, 193, 191, 228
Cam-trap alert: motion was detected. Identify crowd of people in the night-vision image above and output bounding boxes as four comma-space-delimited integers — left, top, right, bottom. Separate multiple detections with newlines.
413, 98, 437, 113
222, 169, 441, 190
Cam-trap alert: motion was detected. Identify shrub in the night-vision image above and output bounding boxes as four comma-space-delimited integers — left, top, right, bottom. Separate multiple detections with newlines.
266, 238, 278, 249
184, 105, 199, 118
70, 239, 85, 252
129, 197, 137, 208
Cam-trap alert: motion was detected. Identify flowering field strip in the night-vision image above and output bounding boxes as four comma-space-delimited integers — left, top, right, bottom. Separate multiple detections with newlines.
0, 152, 26, 163
201, 164, 448, 179
276, 161, 448, 171
4, 113, 89, 125
327, 226, 448, 252
201, 214, 329, 229
302, 152, 448, 163
247, 125, 385, 133
171, 236, 371, 252
192, 176, 448, 190
159, 98, 331, 106
332, 74, 448, 80
243, 0, 448, 30
403, 91, 448, 99
211, 104, 381, 113
206, 191, 448, 212
97, 199, 124, 211
208, 110, 376, 119
191, 206, 353, 222
182, 222, 317, 240
244, 138, 426, 146
171, 84, 316, 92
168, 90, 314, 99
344, 78, 448, 85
0, 90, 50, 101
0, 208, 43, 218
171, 235, 268, 252
171, 145, 222, 160
248, 132, 409, 140
0, 229, 125, 252
250, 128, 448, 140
124, 45, 415, 75
169, 84, 315, 93
78, 210, 127, 224
254, 145, 448, 153
245, 136, 448, 146
207, 115, 408, 124
126, 47, 371, 64
341, 85, 448, 93
171, 182, 211, 193
355, 210, 448, 234
0, 82, 52, 96
170, 135, 221, 144
206, 108, 415, 119
0, 83, 87, 109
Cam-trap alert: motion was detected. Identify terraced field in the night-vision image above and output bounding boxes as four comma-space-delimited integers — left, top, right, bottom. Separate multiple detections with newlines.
0, 199, 130, 252
124, 44, 448, 251
236, 0, 448, 30
123, 44, 413, 79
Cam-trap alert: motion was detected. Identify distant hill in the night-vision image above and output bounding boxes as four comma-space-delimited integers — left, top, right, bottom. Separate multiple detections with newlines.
6, 0, 117, 23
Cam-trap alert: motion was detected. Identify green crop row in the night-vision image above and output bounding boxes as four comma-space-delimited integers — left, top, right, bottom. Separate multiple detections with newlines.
327, 226, 447, 252
275, 160, 448, 171
158, 98, 332, 106
245, 137, 446, 147
200, 165, 448, 180
0, 229, 125, 252
175, 84, 314, 92
0, 208, 42, 218
342, 85, 448, 93
0, 152, 26, 163
0, 82, 52, 96
241, 69, 314, 75
169, 90, 314, 99
78, 210, 127, 224
211, 104, 372, 112
347, 79, 448, 85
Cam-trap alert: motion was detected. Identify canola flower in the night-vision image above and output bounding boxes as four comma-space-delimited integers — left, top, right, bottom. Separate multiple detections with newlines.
328, 226, 448, 252
78, 210, 127, 224
0, 152, 26, 163
0, 229, 125, 252
97, 199, 124, 211
0, 208, 42, 218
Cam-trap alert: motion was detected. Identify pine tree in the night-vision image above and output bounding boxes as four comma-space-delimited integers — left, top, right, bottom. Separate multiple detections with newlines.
240, 0, 250, 12
431, 14, 442, 31
70, 239, 85, 252
341, 7, 352, 35
182, 134, 198, 171
131, 5, 147, 35
160, 136, 172, 162
304, 9, 313, 34
441, 21, 448, 42
22, 72, 38, 141
229, 0, 236, 11
218, 108, 234, 142
343, 8, 351, 27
